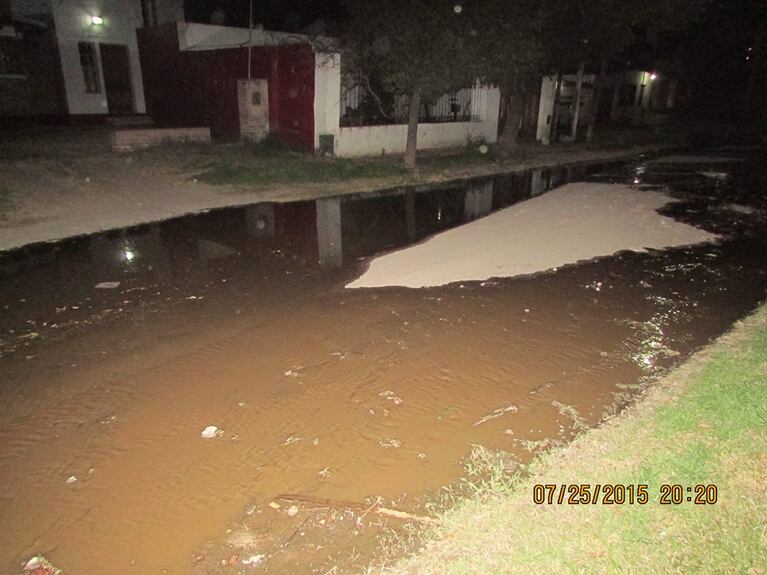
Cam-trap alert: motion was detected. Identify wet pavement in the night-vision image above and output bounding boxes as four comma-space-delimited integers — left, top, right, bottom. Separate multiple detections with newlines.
0, 147, 765, 574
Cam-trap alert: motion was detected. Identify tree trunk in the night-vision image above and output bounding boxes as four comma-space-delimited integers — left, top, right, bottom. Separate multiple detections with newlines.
549, 72, 562, 145
569, 61, 585, 142
586, 60, 608, 143
498, 91, 525, 152
404, 90, 420, 169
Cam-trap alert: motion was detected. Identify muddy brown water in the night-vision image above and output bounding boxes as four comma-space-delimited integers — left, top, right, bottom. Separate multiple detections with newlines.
1, 149, 766, 574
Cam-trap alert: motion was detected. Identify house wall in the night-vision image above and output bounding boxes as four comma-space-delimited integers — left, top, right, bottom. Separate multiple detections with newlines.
334, 119, 498, 157
314, 54, 501, 157
46, 0, 146, 115
137, 23, 315, 147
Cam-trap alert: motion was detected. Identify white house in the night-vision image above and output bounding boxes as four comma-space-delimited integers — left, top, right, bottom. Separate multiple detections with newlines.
314, 53, 501, 157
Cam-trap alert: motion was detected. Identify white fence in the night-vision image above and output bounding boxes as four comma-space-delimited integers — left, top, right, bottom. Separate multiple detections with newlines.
315, 53, 500, 157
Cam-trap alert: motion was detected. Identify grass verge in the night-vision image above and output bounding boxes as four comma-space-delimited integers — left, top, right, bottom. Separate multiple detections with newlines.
189, 128, 681, 188
191, 137, 407, 186
383, 304, 767, 574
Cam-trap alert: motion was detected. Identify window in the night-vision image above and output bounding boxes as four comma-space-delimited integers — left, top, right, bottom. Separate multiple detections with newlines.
78, 42, 101, 93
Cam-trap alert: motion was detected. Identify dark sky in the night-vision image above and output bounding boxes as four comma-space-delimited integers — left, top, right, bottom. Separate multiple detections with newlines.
183, 0, 347, 32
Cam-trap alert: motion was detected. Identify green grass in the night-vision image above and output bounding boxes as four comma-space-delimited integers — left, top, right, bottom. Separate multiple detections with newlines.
383, 305, 767, 575
192, 137, 406, 186
134, 130, 671, 190
197, 157, 405, 186
186, 136, 503, 186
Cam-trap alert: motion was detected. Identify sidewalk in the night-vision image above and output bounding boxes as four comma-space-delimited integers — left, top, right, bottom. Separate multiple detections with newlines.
0, 128, 670, 253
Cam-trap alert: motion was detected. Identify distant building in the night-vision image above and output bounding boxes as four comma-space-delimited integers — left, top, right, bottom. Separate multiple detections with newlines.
535, 69, 682, 143
1, 0, 181, 121
1, 1, 65, 118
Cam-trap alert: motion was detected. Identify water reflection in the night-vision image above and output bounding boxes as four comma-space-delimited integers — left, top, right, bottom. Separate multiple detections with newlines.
0, 162, 603, 359
316, 197, 343, 268
0, 149, 766, 575
464, 181, 493, 220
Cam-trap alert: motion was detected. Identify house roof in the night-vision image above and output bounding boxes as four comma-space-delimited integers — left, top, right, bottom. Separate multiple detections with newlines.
177, 21, 336, 52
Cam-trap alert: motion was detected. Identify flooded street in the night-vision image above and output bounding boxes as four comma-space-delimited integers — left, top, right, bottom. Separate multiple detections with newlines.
1, 148, 765, 574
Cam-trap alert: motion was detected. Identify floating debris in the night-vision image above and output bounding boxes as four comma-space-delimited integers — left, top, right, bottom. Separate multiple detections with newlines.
94, 281, 120, 289
282, 436, 301, 446
378, 438, 402, 449
65, 475, 77, 485
228, 528, 261, 550
378, 390, 403, 405
473, 404, 518, 426
201, 425, 222, 439
528, 382, 555, 395
242, 554, 266, 566
22, 555, 62, 574
551, 401, 589, 432
272, 493, 439, 525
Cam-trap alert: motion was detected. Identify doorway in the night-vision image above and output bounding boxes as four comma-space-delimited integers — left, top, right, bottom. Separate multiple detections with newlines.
99, 43, 133, 115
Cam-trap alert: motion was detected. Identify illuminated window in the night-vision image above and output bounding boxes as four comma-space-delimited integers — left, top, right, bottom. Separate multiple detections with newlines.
78, 42, 101, 93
